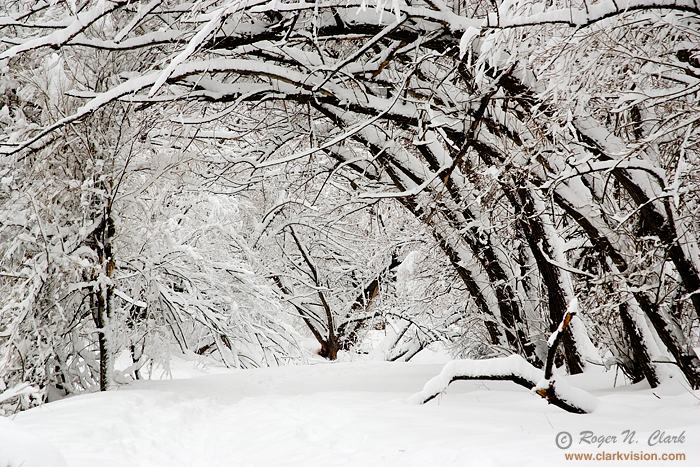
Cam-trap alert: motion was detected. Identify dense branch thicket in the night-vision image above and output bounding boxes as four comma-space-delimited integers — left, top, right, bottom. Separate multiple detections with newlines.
0, 0, 698, 412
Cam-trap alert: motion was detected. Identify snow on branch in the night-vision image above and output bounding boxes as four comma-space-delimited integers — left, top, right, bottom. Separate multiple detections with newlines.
0, 58, 313, 155
0, 382, 40, 405
0, 0, 127, 60
409, 354, 599, 413
408, 355, 542, 403
494, 0, 700, 29
358, 163, 449, 199
148, 1, 230, 97
114, 0, 163, 43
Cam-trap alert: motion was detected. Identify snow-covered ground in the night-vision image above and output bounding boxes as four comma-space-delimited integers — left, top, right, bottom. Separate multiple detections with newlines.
2, 351, 699, 467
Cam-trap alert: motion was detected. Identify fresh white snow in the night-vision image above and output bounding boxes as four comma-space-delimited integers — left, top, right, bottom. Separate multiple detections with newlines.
2, 352, 699, 466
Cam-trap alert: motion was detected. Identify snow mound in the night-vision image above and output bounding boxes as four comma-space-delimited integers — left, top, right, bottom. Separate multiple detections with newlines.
0, 416, 68, 467
6, 361, 700, 467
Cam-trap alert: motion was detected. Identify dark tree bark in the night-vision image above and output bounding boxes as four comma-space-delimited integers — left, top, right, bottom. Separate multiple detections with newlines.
618, 302, 661, 387
89, 208, 116, 392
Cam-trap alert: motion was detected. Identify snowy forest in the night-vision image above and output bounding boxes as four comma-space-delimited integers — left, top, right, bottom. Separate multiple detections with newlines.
0, 0, 699, 427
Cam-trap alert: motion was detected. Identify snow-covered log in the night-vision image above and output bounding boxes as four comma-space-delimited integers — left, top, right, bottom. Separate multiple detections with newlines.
409, 355, 599, 414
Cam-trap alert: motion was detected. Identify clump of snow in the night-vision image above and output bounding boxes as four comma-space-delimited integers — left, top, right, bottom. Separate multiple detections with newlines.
459, 26, 480, 59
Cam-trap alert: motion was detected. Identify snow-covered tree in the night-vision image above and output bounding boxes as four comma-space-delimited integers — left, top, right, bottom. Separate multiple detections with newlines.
0, 6, 303, 412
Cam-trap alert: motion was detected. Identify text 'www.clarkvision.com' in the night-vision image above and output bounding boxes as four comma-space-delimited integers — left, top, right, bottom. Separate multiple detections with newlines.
555, 429, 687, 461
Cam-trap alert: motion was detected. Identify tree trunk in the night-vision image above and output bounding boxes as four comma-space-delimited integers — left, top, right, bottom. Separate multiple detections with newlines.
513, 184, 586, 374
90, 210, 116, 392
95, 283, 113, 392
554, 189, 700, 388
618, 302, 661, 387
